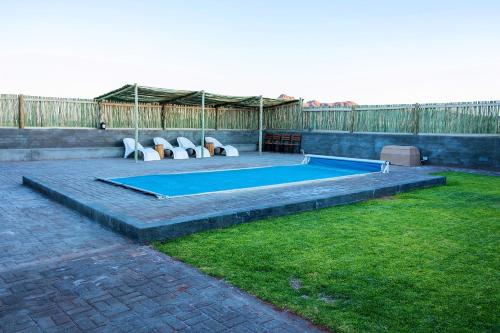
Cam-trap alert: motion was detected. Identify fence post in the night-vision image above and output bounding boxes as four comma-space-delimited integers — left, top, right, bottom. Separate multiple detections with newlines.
299, 98, 303, 130
497, 107, 500, 134
215, 107, 219, 130
161, 104, 166, 130
413, 103, 420, 135
18, 94, 25, 128
349, 105, 356, 133
97, 101, 102, 128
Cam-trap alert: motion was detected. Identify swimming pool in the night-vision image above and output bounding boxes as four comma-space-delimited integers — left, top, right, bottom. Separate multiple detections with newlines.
99, 155, 389, 199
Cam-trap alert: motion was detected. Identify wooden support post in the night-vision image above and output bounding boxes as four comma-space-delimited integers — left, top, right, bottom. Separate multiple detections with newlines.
349, 105, 356, 133
97, 101, 102, 128
497, 108, 500, 134
161, 104, 166, 130
299, 98, 303, 130
258, 96, 263, 154
413, 103, 420, 135
214, 107, 219, 130
18, 94, 25, 128
134, 83, 139, 162
201, 91, 205, 158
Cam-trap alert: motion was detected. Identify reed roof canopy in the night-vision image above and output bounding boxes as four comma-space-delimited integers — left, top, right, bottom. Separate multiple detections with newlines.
94, 84, 300, 161
95, 84, 299, 108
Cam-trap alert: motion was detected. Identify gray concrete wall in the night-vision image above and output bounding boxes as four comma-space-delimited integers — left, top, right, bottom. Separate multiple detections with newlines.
1, 128, 498, 169
0, 128, 258, 149
267, 131, 499, 170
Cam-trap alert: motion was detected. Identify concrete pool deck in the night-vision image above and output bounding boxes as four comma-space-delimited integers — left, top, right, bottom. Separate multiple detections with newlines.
20, 153, 445, 242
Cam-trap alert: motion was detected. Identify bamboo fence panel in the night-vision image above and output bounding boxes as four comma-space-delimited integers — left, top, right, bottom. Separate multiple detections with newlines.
163, 105, 216, 129
0, 94, 19, 127
354, 104, 415, 133
299, 102, 499, 134
418, 101, 499, 134
217, 107, 258, 129
100, 102, 162, 128
302, 108, 351, 131
264, 102, 302, 130
1, 93, 498, 133
24, 96, 99, 128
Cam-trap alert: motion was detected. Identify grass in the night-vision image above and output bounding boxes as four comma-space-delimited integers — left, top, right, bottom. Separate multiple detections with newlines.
154, 172, 500, 332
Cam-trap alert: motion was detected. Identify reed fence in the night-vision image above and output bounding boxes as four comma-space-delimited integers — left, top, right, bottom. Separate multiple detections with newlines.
0, 93, 498, 134
353, 105, 415, 133
0, 94, 19, 127
302, 101, 500, 134
302, 109, 351, 132
216, 107, 259, 130
100, 102, 162, 128
264, 102, 303, 130
0, 95, 260, 130
23, 96, 99, 128
418, 101, 499, 134
163, 105, 215, 129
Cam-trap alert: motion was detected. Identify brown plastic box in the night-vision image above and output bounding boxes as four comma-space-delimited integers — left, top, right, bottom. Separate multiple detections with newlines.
380, 145, 421, 166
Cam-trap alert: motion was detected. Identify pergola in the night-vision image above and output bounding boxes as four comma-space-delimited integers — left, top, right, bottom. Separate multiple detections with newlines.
95, 84, 299, 161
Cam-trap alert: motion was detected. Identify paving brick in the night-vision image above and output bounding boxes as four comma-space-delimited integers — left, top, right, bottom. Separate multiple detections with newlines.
34, 316, 56, 329
222, 314, 249, 328
160, 314, 189, 331
74, 317, 98, 331
51, 313, 72, 325
0, 157, 334, 333
184, 313, 209, 326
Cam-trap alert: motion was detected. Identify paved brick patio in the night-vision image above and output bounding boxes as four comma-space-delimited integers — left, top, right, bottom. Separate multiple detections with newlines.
20, 153, 444, 241
0, 157, 324, 332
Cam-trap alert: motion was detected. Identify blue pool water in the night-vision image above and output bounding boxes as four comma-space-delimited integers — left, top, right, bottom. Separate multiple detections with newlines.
103, 157, 382, 198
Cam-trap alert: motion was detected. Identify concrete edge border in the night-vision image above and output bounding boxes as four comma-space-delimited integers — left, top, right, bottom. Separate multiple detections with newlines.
23, 175, 446, 243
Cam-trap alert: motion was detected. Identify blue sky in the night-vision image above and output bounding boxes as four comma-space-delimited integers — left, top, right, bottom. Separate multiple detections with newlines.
1, 0, 499, 103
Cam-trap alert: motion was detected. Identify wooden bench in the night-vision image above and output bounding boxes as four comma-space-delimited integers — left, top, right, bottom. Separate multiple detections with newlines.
263, 133, 302, 154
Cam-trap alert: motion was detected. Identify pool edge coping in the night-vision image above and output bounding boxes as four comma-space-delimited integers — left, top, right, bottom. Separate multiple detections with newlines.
22, 174, 446, 243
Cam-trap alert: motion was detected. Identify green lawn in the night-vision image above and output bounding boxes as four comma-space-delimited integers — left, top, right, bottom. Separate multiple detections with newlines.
154, 172, 500, 332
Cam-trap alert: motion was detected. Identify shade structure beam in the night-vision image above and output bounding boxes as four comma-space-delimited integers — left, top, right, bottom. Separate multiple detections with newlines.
95, 84, 299, 108
259, 95, 263, 155
158, 91, 201, 105
211, 96, 259, 108
94, 84, 136, 101
260, 98, 301, 108
134, 83, 139, 162
95, 84, 301, 158
201, 91, 205, 158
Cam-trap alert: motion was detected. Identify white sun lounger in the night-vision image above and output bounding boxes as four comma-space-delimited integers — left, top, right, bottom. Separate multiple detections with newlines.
204, 136, 239, 157
123, 138, 160, 162
153, 137, 189, 160
176, 137, 211, 158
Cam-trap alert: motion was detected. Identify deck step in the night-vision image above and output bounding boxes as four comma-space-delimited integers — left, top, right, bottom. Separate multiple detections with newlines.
0, 143, 258, 162
232, 143, 257, 152
0, 147, 124, 162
